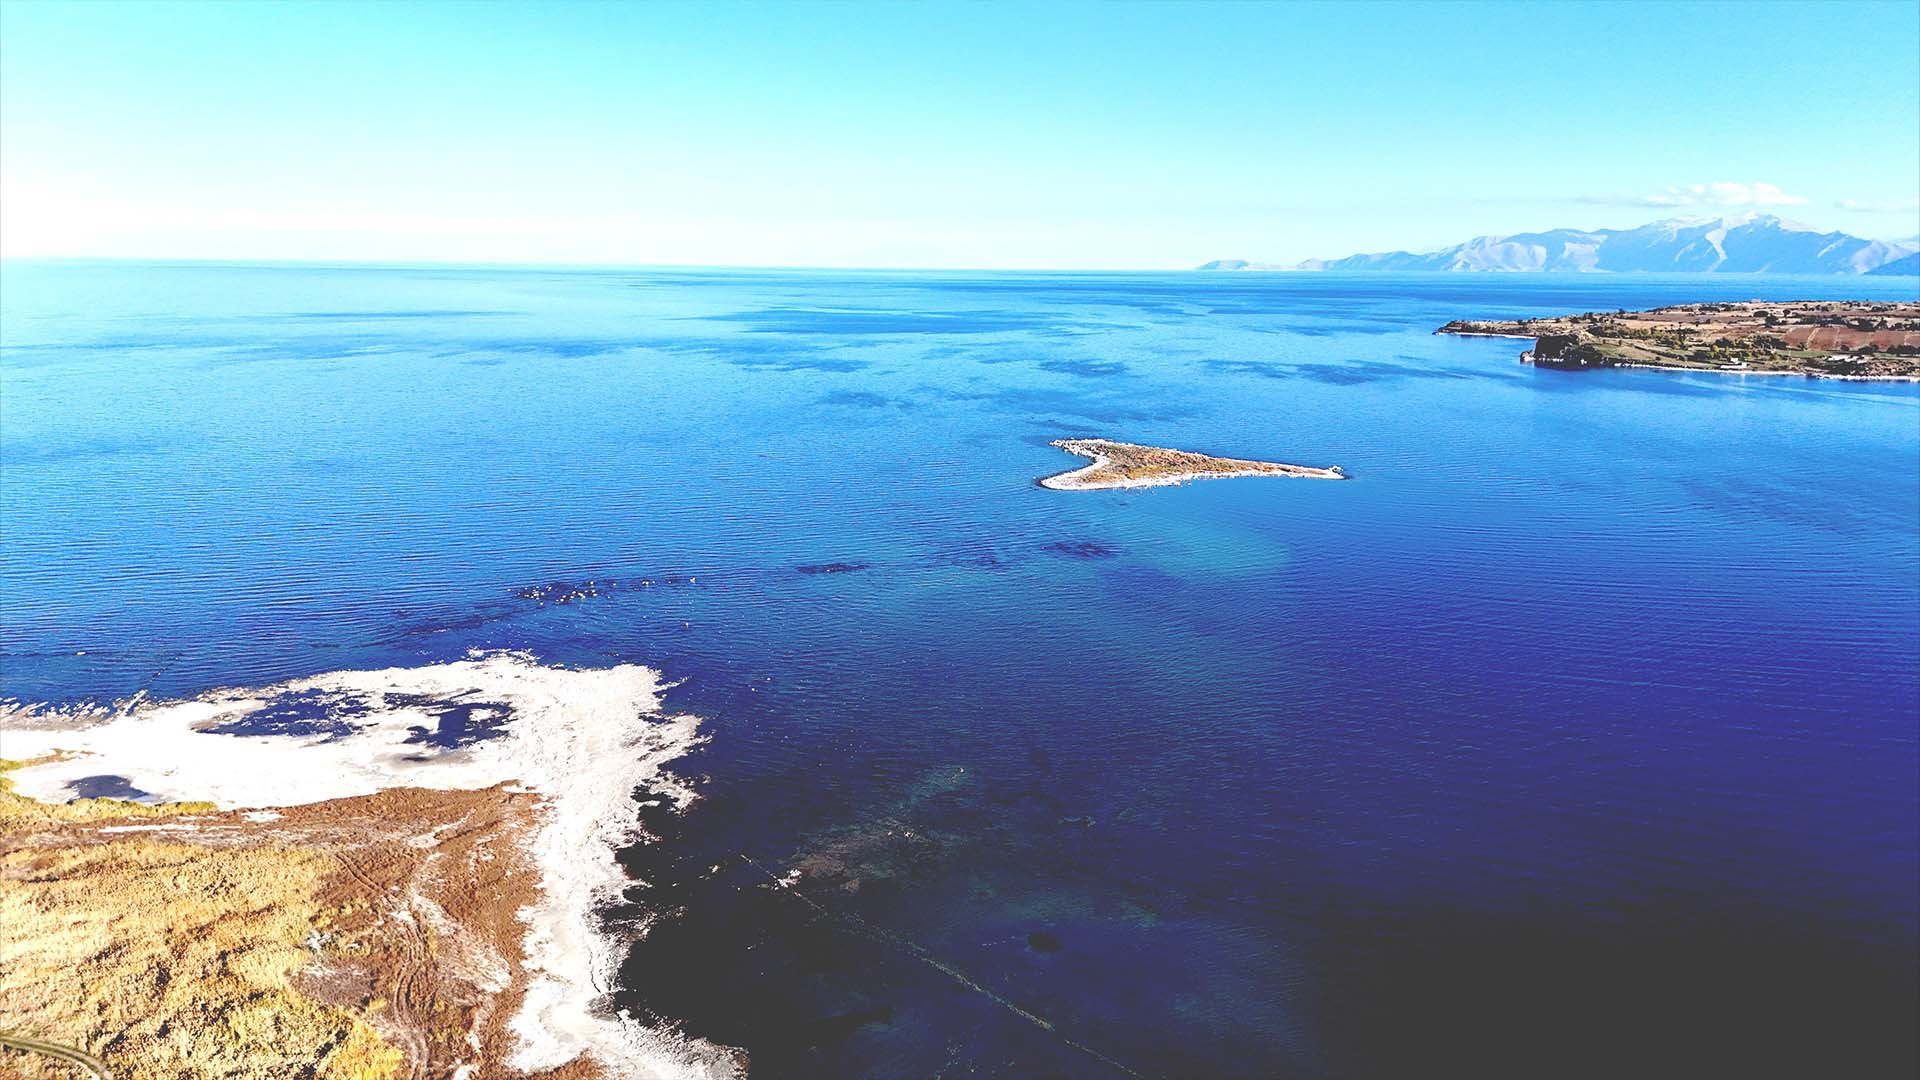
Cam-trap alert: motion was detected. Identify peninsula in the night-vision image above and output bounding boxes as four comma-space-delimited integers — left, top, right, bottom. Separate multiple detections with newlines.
1040, 438, 1346, 490
1437, 301, 1920, 379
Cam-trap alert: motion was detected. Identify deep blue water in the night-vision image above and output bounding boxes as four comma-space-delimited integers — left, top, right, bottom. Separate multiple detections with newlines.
3, 262, 1917, 1077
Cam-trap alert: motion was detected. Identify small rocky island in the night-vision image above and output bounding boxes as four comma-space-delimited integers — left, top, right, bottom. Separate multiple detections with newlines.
1438, 301, 1920, 379
1041, 438, 1346, 490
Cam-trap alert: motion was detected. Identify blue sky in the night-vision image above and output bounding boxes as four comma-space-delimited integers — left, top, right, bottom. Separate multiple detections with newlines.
3, 0, 1916, 268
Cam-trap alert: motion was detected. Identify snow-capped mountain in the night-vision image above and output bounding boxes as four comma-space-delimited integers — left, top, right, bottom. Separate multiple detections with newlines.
1201, 214, 1918, 274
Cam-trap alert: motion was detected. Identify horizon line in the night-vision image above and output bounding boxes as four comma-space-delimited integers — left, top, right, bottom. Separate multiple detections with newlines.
0, 253, 1210, 274
4, 254, 1916, 279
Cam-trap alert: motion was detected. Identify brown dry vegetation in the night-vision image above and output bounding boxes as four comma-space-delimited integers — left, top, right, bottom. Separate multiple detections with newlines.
1438, 301, 1920, 377
1040, 438, 1345, 490
0, 760, 601, 1080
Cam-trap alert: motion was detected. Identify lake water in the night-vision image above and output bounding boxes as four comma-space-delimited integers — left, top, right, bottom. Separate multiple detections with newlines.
3, 262, 1916, 1077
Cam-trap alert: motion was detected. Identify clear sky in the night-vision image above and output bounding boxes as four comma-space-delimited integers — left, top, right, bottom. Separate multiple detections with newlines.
3, 0, 1916, 268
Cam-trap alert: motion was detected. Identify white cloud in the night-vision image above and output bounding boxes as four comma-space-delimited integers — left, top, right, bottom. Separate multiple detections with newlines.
1579, 181, 1809, 209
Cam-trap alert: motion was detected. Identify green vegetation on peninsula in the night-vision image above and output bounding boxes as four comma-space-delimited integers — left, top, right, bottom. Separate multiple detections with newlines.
1438, 301, 1920, 379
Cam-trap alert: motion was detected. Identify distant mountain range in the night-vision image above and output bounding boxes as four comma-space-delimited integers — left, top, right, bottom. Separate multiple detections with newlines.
1867, 252, 1920, 277
1201, 214, 1920, 275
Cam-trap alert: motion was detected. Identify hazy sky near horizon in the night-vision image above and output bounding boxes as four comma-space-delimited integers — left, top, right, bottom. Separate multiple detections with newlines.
3, 0, 1917, 268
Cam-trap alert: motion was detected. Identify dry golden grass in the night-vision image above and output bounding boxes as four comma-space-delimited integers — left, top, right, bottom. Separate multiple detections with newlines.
0, 757, 404, 1080
0, 758, 618, 1080
0, 838, 403, 1080
0, 1046, 88, 1079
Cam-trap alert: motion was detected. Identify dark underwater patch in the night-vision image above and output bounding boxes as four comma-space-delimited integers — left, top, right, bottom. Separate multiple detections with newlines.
516, 574, 704, 606
815, 390, 915, 409
1202, 359, 1294, 380
388, 692, 515, 749
283, 310, 509, 320
1240, 318, 1406, 336
1347, 358, 1474, 380
0, 436, 174, 465
1038, 358, 1131, 378
934, 545, 1011, 571
64, 774, 155, 801
192, 339, 403, 367
2, 334, 278, 357
1296, 366, 1380, 385
640, 335, 864, 371
386, 604, 519, 639
451, 338, 634, 359
766, 356, 874, 373
205, 688, 371, 742
803, 1004, 895, 1046
383, 572, 714, 643
1025, 930, 1063, 953
699, 307, 1055, 335
796, 562, 871, 575
1044, 540, 1118, 559
1201, 357, 1477, 384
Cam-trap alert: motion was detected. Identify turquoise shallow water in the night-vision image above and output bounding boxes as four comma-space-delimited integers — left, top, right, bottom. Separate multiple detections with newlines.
2, 262, 1917, 1077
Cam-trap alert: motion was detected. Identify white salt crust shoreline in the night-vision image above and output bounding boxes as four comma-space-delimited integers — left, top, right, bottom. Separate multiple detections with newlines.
0, 652, 741, 1080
